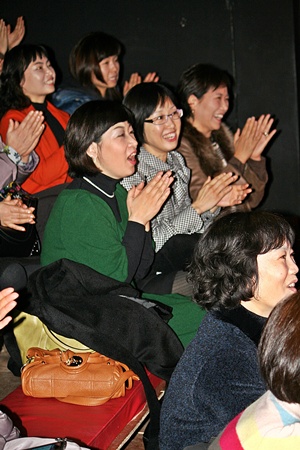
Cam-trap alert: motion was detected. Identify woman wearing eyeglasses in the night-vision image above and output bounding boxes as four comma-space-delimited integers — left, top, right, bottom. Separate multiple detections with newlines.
121, 83, 251, 294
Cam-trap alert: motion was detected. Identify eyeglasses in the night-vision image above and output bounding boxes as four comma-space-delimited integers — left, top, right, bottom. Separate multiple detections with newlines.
144, 109, 183, 125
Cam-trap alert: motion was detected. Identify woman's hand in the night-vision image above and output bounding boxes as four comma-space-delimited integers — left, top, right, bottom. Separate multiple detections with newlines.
0, 18, 8, 55
6, 111, 45, 162
7, 16, 25, 50
217, 183, 252, 207
0, 196, 35, 231
192, 172, 239, 214
123, 72, 142, 96
143, 72, 159, 83
0, 287, 18, 330
123, 71, 159, 96
233, 117, 260, 164
127, 171, 173, 230
250, 114, 277, 161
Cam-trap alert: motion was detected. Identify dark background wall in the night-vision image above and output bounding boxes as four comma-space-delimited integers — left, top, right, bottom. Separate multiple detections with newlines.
1, 0, 300, 215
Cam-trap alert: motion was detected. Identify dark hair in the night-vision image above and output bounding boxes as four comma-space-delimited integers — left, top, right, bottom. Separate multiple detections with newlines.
259, 292, 300, 403
123, 82, 179, 145
69, 32, 122, 100
0, 44, 50, 118
188, 211, 295, 311
64, 100, 134, 178
177, 63, 232, 118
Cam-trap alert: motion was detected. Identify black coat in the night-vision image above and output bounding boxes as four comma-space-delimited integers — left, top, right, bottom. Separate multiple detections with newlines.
8, 258, 184, 450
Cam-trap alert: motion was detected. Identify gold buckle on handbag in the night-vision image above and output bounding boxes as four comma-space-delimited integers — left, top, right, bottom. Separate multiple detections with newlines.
65, 355, 83, 367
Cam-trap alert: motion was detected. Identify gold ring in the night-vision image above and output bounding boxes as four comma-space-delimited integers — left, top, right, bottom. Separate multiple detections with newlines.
263, 131, 269, 137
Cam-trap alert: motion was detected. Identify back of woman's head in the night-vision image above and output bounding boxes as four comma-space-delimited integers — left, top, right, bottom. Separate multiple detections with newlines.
64, 100, 134, 178
0, 44, 49, 118
123, 82, 178, 144
69, 32, 122, 92
177, 63, 232, 117
189, 211, 295, 311
259, 291, 300, 403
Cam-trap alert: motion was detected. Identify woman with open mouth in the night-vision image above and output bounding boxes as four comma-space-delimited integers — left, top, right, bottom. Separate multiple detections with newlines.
121, 82, 251, 296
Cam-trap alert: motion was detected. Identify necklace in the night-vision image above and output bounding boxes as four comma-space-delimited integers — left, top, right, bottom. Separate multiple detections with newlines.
83, 176, 115, 198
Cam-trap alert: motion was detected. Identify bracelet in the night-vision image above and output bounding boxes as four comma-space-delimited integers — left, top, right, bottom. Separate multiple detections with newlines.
2, 145, 10, 155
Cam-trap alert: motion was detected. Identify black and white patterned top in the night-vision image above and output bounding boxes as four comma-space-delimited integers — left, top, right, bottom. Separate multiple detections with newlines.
121, 147, 219, 252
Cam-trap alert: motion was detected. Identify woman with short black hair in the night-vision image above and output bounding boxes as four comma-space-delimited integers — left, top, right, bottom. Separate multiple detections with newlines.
41, 100, 172, 285
52, 31, 158, 114
177, 63, 276, 210
160, 210, 298, 450
0, 44, 71, 194
122, 82, 250, 292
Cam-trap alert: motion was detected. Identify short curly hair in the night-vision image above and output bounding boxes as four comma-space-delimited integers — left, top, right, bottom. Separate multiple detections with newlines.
188, 211, 295, 311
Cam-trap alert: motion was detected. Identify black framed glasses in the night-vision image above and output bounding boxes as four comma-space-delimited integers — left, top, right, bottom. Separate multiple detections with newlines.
144, 109, 183, 125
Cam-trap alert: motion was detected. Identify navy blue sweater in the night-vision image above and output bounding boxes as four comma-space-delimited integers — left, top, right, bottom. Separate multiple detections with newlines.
159, 306, 266, 450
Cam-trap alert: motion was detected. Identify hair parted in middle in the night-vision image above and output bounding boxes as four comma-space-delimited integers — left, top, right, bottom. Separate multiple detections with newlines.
188, 211, 295, 311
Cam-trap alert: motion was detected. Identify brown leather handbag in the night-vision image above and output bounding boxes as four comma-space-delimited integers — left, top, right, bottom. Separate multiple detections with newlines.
21, 347, 139, 406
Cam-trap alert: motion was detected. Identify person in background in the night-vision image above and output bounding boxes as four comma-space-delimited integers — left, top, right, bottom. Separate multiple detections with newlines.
0, 111, 44, 231
160, 211, 298, 450
177, 63, 276, 211
0, 44, 72, 194
208, 290, 300, 450
121, 82, 251, 294
0, 16, 25, 73
52, 31, 159, 114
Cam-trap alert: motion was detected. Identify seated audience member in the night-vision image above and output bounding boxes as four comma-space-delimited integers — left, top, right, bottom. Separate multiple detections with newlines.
208, 291, 300, 450
121, 82, 250, 292
177, 63, 276, 210
40, 100, 203, 345
0, 44, 72, 194
0, 16, 25, 73
41, 100, 172, 284
0, 111, 44, 231
52, 31, 159, 114
159, 211, 298, 450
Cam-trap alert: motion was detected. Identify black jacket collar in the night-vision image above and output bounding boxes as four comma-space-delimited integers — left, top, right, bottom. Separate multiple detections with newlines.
212, 304, 267, 347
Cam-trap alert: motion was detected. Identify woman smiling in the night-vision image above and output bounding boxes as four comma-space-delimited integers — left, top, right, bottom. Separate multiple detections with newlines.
160, 211, 298, 450
0, 44, 71, 194
177, 63, 276, 210
121, 82, 251, 292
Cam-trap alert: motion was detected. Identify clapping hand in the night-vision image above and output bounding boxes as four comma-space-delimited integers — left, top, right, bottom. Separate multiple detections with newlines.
6, 111, 45, 163
0, 287, 18, 330
123, 71, 159, 96
7, 16, 25, 50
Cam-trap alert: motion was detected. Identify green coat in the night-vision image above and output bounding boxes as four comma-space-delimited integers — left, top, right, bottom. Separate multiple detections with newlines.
41, 184, 130, 281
